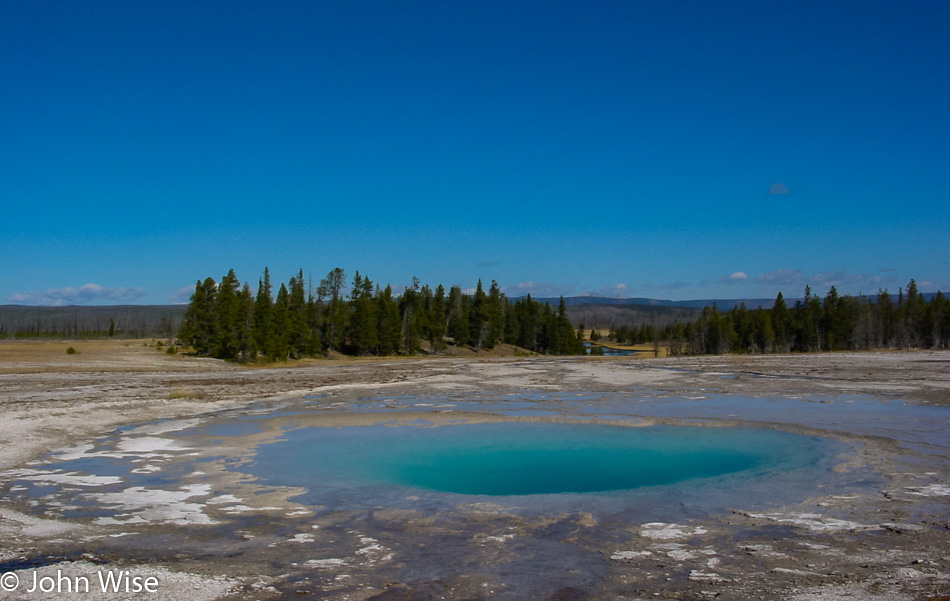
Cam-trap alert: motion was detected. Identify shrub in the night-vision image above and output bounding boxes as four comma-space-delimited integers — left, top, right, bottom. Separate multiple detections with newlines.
165, 346, 178, 355
168, 387, 204, 400
66, 346, 77, 355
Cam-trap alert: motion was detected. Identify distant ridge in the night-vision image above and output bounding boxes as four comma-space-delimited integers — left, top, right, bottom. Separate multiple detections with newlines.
531, 291, 940, 310
531, 296, 781, 310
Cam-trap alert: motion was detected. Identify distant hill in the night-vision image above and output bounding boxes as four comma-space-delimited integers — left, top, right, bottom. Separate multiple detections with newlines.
535, 296, 781, 309
533, 291, 940, 310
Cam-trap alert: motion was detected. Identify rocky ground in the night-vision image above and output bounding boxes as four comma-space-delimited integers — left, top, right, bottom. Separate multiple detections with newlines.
0, 340, 948, 600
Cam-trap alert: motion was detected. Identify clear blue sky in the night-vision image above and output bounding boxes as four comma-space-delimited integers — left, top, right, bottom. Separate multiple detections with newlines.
2, 1, 948, 305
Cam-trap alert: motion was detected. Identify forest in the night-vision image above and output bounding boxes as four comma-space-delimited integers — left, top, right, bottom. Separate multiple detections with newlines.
177, 268, 585, 360
4, 270, 947, 360
610, 280, 950, 355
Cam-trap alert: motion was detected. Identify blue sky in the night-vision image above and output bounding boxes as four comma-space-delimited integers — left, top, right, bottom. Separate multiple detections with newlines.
2, 1, 948, 305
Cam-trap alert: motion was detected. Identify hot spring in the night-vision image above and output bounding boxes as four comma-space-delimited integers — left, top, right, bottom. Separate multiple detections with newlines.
247, 421, 835, 505
0, 390, 873, 529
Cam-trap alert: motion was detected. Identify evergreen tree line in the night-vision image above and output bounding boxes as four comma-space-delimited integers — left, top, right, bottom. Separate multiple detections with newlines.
608, 323, 668, 346
613, 280, 948, 355
178, 268, 585, 361
569, 305, 701, 335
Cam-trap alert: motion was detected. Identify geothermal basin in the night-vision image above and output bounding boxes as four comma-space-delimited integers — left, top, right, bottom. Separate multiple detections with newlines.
1, 351, 949, 600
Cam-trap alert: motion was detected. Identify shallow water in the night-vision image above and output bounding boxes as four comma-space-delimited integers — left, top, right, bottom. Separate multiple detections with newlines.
300, 389, 950, 462
2, 390, 908, 520
0, 392, 866, 529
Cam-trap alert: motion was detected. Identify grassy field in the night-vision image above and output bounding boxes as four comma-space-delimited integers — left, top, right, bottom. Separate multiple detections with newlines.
0, 338, 548, 374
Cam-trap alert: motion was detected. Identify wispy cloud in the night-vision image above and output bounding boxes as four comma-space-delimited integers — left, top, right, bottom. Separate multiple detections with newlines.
643, 281, 690, 291
768, 183, 791, 195
10, 284, 146, 306
169, 286, 194, 304
586, 283, 628, 298
809, 270, 872, 288
755, 269, 806, 286
753, 269, 901, 292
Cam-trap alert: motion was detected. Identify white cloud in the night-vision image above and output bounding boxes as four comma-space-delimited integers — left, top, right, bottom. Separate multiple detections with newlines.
768, 183, 791, 195
10, 284, 146, 306
719, 271, 749, 285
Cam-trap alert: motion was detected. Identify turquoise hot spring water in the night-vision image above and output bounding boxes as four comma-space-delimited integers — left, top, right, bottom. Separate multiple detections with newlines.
248, 421, 833, 501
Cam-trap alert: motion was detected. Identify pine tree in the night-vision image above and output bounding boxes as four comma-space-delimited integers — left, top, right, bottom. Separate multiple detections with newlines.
553, 296, 582, 354
469, 280, 488, 348
268, 284, 291, 360
377, 285, 401, 355
822, 286, 843, 350
399, 277, 424, 354
771, 292, 789, 352
427, 284, 447, 352
349, 271, 378, 355
213, 269, 243, 359
904, 279, 925, 348
521, 294, 541, 351
485, 280, 505, 348
933, 291, 949, 349
179, 277, 217, 355
446, 286, 469, 345
287, 270, 308, 358
751, 309, 774, 353
320, 268, 347, 352
876, 289, 895, 347
237, 283, 256, 361
800, 286, 822, 351
252, 268, 273, 358
304, 289, 322, 356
